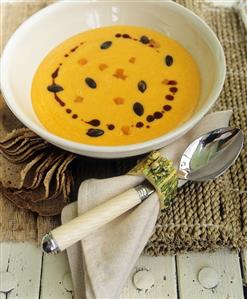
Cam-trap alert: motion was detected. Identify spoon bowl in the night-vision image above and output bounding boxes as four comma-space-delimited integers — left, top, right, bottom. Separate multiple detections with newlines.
179, 127, 244, 181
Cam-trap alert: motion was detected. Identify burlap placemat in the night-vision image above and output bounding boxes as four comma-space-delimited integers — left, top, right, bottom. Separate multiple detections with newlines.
0, 0, 246, 255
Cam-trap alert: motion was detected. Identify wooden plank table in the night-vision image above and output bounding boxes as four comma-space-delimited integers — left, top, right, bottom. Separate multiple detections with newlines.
0, 242, 246, 299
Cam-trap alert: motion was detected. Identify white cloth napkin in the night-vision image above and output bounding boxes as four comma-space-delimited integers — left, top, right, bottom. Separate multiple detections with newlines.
62, 110, 232, 299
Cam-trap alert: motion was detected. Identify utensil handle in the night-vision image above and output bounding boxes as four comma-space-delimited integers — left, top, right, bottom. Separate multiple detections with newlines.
44, 188, 142, 253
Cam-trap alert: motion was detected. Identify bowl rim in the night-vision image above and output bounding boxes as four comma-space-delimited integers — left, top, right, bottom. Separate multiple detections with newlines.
0, 0, 226, 155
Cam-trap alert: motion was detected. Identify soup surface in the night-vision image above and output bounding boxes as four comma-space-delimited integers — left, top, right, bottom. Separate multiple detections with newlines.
31, 26, 200, 146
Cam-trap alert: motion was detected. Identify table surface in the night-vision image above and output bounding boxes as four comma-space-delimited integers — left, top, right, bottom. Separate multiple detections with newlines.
1, 0, 247, 298
1, 242, 247, 299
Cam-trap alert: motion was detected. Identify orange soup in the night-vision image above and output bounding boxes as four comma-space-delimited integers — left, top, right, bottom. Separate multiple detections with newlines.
31, 26, 200, 146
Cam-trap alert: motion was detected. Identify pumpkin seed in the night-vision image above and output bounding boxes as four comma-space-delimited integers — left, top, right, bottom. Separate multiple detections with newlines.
138, 80, 147, 93
100, 41, 112, 49
47, 84, 64, 93
86, 128, 104, 137
85, 77, 97, 89
133, 102, 144, 116
165, 55, 173, 66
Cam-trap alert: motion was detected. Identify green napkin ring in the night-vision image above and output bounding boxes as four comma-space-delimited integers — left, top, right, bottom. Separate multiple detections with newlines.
128, 151, 178, 210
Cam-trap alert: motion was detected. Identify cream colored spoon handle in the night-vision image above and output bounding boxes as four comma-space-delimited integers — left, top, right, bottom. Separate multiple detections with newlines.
42, 182, 154, 253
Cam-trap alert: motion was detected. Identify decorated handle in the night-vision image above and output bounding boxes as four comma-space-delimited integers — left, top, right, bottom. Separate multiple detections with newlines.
42, 183, 154, 254
42, 151, 178, 254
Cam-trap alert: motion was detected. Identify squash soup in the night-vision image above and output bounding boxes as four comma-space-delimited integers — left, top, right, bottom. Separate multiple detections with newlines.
31, 26, 200, 146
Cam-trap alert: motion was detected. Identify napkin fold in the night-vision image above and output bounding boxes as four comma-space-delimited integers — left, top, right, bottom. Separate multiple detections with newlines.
62, 110, 232, 299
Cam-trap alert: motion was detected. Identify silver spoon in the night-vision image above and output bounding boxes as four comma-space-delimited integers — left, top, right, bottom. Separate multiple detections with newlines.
42, 127, 244, 254
179, 127, 244, 181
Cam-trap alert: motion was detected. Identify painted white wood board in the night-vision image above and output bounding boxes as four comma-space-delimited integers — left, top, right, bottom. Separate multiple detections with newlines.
0, 242, 42, 299
40, 251, 74, 299
176, 249, 244, 299
119, 255, 177, 299
1, 242, 245, 299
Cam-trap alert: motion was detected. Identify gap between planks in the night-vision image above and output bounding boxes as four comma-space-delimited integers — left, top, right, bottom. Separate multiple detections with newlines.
240, 249, 247, 285
39, 251, 73, 299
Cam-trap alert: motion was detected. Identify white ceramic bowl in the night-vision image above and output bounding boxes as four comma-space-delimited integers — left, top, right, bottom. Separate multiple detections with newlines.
0, 0, 225, 158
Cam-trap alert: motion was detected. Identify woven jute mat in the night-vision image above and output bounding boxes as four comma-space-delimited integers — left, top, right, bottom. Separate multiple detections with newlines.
1, 0, 246, 255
